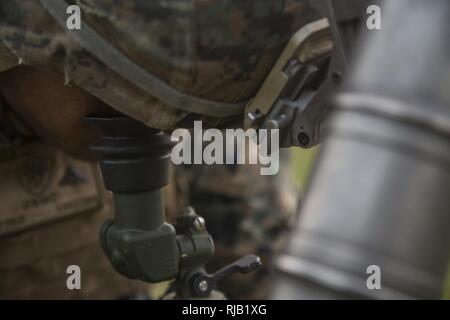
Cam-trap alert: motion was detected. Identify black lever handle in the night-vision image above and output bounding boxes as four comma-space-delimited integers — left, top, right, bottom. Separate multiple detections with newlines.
190, 255, 262, 297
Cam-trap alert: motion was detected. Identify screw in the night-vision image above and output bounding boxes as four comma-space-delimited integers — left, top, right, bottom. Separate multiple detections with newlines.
297, 132, 310, 147
192, 216, 206, 231
198, 280, 209, 292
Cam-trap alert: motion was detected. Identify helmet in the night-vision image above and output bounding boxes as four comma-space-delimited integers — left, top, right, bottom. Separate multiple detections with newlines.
0, 0, 322, 129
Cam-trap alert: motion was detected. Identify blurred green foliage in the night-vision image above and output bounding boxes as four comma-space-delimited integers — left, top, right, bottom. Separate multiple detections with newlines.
291, 147, 318, 192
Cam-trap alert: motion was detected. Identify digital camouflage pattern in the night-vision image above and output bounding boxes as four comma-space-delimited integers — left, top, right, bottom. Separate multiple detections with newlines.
0, 0, 321, 129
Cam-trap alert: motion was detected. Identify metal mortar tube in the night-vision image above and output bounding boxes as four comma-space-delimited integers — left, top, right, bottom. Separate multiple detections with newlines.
272, 0, 450, 299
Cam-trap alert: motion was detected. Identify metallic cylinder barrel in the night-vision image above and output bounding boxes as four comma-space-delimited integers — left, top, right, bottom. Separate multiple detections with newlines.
272, 0, 450, 299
